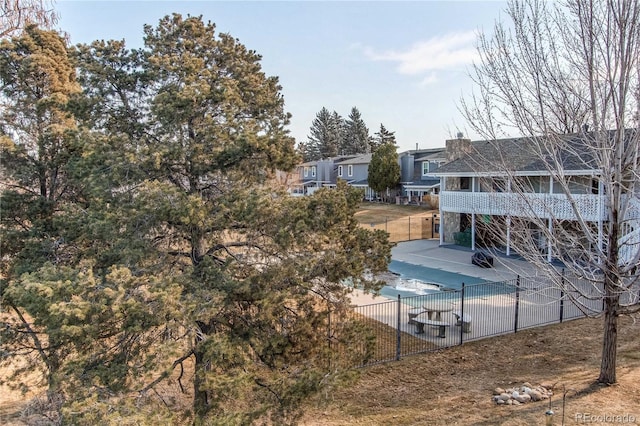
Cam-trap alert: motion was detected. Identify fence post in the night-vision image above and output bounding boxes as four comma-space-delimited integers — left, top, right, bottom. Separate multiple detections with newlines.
396, 294, 401, 361
514, 275, 520, 333
559, 268, 565, 323
408, 216, 411, 240
459, 283, 465, 345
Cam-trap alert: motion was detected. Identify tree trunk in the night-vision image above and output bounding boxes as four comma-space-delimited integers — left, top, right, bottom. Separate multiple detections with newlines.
193, 346, 209, 421
598, 280, 619, 384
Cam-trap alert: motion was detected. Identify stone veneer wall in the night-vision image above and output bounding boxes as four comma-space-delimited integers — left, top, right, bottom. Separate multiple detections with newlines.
441, 136, 471, 243
442, 211, 460, 243
445, 137, 472, 162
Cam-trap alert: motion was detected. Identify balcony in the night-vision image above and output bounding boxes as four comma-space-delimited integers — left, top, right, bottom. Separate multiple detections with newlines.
440, 191, 606, 221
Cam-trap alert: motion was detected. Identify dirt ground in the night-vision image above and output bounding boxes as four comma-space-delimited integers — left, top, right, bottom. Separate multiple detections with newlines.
300, 315, 640, 426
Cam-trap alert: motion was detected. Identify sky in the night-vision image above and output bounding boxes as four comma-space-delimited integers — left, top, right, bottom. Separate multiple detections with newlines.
56, 1, 508, 152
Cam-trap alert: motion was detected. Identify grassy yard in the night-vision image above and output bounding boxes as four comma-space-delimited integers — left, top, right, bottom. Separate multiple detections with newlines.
356, 202, 439, 242
355, 203, 435, 224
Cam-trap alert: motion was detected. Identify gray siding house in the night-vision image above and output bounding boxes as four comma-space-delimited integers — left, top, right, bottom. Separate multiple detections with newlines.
399, 148, 446, 202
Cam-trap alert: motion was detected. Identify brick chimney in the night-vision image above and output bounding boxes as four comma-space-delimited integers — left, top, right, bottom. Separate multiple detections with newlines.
445, 132, 472, 162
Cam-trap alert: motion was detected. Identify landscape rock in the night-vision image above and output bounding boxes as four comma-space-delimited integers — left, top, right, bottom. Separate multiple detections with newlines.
492, 382, 552, 406
528, 390, 543, 401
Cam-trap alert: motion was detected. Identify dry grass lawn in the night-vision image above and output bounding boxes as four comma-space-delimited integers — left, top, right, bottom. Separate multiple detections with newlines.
354, 203, 434, 224
1, 315, 638, 425
301, 315, 640, 425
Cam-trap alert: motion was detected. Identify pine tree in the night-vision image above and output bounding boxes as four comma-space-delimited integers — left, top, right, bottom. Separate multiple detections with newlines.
1, 15, 393, 423
371, 123, 396, 153
0, 25, 84, 401
305, 107, 343, 160
342, 106, 371, 155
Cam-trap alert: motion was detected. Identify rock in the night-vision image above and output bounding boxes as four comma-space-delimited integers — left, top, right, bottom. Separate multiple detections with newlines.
496, 399, 505, 405
515, 394, 531, 403
494, 387, 505, 395
528, 390, 543, 401
511, 390, 519, 398
512, 400, 521, 405
523, 382, 532, 388
499, 393, 511, 401
506, 399, 513, 405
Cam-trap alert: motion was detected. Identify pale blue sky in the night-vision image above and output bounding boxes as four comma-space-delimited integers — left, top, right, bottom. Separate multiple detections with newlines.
57, 1, 507, 151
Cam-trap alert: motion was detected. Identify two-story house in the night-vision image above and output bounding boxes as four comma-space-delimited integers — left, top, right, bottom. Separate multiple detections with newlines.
335, 154, 378, 200
296, 155, 357, 196
293, 147, 449, 203
435, 133, 640, 265
399, 147, 446, 203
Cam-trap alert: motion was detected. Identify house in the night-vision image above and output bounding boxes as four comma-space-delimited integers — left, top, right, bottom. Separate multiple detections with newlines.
335, 153, 378, 200
399, 147, 446, 203
295, 155, 356, 196
292, 146, 450, 203
434, 133, 640, 265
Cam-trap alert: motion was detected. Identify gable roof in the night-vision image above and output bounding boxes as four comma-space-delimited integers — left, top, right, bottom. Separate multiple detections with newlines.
337, 153, 373, 165
434, 133, 606, 176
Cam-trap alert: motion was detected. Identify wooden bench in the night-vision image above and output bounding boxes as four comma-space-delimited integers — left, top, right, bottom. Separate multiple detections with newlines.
413, 316, 451, 338
452, 311, 472, 333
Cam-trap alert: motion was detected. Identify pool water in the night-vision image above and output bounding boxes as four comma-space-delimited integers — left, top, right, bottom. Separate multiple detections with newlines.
380, 260, 487, 300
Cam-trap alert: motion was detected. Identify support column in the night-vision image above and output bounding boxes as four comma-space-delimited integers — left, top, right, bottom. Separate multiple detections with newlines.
506, 178, 512, 256
439, 177, 445, 246
471, 176, 476, 251
548, 176, 554, 263
471, 213, 476, 251
506, 216, 511, 256
597, 179, 603, 263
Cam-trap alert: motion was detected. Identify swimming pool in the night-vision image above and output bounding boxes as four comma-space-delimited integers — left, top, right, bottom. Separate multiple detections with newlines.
379, 260, 488, 300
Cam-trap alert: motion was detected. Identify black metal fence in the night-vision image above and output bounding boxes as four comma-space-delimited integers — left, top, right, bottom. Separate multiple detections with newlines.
347, 274, 610, 367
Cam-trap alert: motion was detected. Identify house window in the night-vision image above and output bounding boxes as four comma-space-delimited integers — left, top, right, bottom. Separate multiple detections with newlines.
311, 166, 316, 177
347, 165, 353, 177
338, 165, 343, 177
460, 177, 470, 190
422, 161, 429, 175
304, 167, 309, 178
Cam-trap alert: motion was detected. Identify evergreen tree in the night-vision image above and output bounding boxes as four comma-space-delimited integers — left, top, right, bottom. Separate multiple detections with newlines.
371, 123, 396, 153
0, 26, 83, 398
1, 15, 393, 424
305, 107, 343, 160
341, 106, 371, 155
367, 141, 400, 203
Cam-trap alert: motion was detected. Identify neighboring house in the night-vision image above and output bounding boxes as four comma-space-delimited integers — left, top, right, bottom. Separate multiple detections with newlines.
290, 147, 450, 203
434, 134, 640, 265
295, 156, 354, 196
399, 147, 447, 203
335, 153, 377, 200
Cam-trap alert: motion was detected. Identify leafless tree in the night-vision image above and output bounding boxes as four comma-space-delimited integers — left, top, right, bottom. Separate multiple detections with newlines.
461, 0, 640, 384
1, 0, 58, 38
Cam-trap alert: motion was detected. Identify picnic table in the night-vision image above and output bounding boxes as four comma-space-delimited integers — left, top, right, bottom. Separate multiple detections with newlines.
407, 301, 455, 338
407, 301, 454, 324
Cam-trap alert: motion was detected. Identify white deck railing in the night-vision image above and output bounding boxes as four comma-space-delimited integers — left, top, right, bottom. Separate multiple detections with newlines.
440, 191, 606, 221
